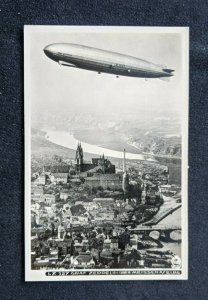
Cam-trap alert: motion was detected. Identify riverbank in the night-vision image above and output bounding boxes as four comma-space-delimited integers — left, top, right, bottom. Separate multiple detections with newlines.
73, 129, 142, 154
46, 129, 181, 184
44, 130, 151, 161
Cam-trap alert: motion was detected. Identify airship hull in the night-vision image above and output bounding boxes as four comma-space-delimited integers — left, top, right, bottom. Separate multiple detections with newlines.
44, 43, 174, 79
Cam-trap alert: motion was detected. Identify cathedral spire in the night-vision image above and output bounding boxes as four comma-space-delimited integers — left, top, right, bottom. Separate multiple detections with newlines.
75, 142, 84, 172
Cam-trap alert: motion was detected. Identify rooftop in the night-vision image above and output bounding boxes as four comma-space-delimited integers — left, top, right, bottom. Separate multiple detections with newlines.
93, 198, 114, 202
53, 173, 68, 178
44, 165, 70, 173
85, 174, 122, 181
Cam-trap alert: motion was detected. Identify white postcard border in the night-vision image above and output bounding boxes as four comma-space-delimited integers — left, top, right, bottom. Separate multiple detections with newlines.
24, 26, 189, 281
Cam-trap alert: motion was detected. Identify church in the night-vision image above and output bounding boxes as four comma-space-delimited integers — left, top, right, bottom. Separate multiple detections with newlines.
74, 143, 129, 191
75, 142, 115, 174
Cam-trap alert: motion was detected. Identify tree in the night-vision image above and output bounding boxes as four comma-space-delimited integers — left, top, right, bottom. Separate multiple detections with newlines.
52, 154, 63, 163
129, 183, 142, 200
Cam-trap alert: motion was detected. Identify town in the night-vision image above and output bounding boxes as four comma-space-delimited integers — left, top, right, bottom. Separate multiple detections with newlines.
31, 143, 181, 270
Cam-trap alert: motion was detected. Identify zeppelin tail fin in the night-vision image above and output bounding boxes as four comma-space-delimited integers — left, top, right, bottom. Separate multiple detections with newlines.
162, 68, 175, 73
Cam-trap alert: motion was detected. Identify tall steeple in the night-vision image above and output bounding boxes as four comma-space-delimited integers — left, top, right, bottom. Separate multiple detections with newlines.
75, 142, 84, 172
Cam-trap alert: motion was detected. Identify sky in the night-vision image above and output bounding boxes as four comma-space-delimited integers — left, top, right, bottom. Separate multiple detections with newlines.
26, 27, 184, 124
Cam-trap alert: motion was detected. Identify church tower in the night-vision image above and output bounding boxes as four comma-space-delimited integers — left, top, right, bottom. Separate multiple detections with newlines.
75, 142, 83, 172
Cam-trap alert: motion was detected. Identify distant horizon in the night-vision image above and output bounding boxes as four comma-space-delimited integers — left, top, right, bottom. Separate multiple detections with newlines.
32, 108, 181, 130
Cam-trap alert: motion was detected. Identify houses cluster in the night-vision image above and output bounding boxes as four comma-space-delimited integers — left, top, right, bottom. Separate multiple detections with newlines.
30, 143, 179, 270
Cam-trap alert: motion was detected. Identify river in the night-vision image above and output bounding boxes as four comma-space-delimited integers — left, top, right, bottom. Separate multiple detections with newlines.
45, 130, 155, 161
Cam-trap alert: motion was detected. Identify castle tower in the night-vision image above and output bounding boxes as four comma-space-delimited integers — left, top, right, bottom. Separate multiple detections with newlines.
75, 142, 83, 172
100, 153, 105, 165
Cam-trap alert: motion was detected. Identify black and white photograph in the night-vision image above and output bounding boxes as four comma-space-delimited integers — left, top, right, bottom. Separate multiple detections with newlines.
24, 26, 188, 281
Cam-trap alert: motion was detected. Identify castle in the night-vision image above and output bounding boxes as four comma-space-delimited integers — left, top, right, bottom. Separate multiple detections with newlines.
74, 143, 130, 192
43, 143, 128, 192
75, 142, 115, 174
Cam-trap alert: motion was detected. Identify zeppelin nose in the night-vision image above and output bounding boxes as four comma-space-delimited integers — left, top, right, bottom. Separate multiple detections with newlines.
43, 45, 58, 61
44, 45, 52, 57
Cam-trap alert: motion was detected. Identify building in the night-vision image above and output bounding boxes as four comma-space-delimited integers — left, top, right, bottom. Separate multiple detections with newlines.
75, 143, 115, 174
31, 185, 44, 195
35, 173, 46, 185
128, 235, 138, 250
53, 173, 68, 183
44, 194, 56, 205
43, 165, 71, 183
111, 237, 119, 250
83, 202, 98, 212
63, 204, 72, 216
85, 174, 122, 189
31, 194, 45, 203
44, 165, 70, 173
93, 198, 115, 206
69, 178, 82, 184
84, 149, 129, 192
31, 202, 41, 213
93, 209, 114, 222
49, 174, 55, 183
70, 216, 88, 226
102, 239, 111, 250
60, 191, 69, 200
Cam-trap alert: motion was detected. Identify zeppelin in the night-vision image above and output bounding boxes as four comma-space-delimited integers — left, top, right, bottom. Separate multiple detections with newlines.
44, 43, 174, 79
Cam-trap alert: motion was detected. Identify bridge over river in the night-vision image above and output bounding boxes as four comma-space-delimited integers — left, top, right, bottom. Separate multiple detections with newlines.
130, 195, 181, 238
